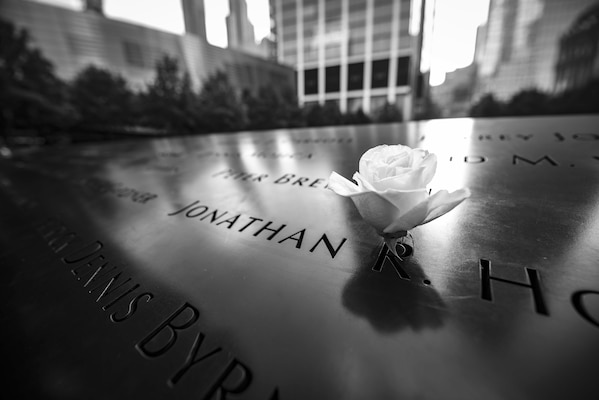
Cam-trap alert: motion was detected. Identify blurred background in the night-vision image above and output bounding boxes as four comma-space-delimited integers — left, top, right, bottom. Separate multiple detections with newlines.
1, 0, 598, 148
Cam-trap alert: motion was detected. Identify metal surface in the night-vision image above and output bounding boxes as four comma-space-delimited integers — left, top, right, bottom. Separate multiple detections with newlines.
1, 115, 599, 399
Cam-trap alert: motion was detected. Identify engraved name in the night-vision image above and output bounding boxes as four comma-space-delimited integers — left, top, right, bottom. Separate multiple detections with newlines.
168, 200, 347, 259
77, 177, 158, 203
374, 244, 599, 327
212, 168, 328, 189
35, 217, 278, 398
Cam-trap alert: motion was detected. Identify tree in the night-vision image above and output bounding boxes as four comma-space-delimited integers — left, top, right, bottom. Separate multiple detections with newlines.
197, 71, 245, 132
505, 89, 550, 116
70, 65, 134, 128
243, 84, 304, 130
469, 93, 505, 117
374, 101, 403, 123
243, 86, 283, 130
552, 78, 599, 115
140, 55, 199, 133
343, 108, 371, 125
303, 103, 327, 127
279, 84, 304, 128
321, 101, 344, 126
0, 18, 73, 139
303, 102, 344, 127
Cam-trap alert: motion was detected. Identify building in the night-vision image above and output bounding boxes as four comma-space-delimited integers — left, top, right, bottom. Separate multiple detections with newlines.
554, 2, 599, 92
181, 0, 207, 39
0, 0, 294, 95
473, 0, 598, 101
227, 0, 261, 56
271, 0, 415, 118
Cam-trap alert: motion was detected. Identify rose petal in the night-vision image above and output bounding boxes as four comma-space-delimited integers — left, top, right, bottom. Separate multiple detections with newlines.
330, 144, 471, 237
327, 171, 361, 196
374, 164, 431, 191
419, 153, 438, 186
421, 188, 471, 225
383, 199, 429, 233
383, 187, 470, 233
347, 191, 405, 232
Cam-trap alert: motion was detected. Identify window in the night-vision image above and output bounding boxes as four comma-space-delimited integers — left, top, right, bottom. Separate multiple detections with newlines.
123, 41, 145, 67
396, 56, 410, 86
371, 59, 389, 88
325, 65, 340, 92
304, 68, 318, 94
348, 62, 364, 91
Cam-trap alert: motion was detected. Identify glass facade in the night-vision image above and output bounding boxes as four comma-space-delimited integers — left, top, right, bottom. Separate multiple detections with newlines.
303, 0, 318, 64
427, 0, 599, 119
274, 0, 414, 116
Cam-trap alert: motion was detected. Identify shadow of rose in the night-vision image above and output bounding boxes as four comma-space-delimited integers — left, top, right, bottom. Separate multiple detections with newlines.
342, 249, 446, 334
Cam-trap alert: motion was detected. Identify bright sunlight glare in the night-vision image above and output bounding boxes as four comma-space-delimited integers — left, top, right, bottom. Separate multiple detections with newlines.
426, 0, 490, 86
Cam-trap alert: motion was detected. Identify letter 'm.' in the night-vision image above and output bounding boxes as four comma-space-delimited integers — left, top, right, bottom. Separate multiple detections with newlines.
512, 154, 558, 166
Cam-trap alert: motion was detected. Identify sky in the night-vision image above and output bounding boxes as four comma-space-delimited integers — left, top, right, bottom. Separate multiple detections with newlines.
33, 0, 271, 46
423, 0, 490, 86
32, 0, 488, 86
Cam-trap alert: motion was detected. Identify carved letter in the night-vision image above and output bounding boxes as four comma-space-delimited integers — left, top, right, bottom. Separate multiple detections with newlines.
217, 214, 241, 229
62, 241, 103, 264
479, 259, 548, 315
136, 302, 199, 358
278, 229, 306, 248
254, 221, 287, 240
109, 292, 153, 322
204, 359, 253, 399
372, 243, 411, 280
572, 290, 599, 328
168, 332, 222, 386
238, 217, 263, 232
186, 206, 209, 218
274, 173, 295, 184
168, 200, 200, 216
463, 156, 486, 163
572, 133, 599, 141
200, 210, 228, 223
512, 155, 558, 166
309, 234, 347, 259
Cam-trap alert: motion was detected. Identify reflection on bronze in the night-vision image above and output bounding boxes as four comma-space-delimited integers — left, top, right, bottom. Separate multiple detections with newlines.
1, 116, 599, 398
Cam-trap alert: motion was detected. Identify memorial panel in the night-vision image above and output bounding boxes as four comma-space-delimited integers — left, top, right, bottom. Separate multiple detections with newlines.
1, 115, 599, 399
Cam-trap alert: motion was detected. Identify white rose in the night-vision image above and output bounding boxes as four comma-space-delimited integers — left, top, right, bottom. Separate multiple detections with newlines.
328, 144, 470, 251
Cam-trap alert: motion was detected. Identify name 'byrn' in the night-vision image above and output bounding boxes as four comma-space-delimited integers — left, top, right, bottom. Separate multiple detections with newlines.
35, 217, 281, 399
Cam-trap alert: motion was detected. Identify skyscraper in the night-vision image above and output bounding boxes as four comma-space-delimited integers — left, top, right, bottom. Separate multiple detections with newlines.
474, 0, 598, 100
227, 0, 258, 53
271, 0, 414, 118
181, 0, 207, 39
0, 0, 293, 94
554, 2, 599, 91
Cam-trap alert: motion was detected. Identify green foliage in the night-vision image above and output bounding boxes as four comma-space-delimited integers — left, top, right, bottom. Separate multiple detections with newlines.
70, 65, 134, 127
